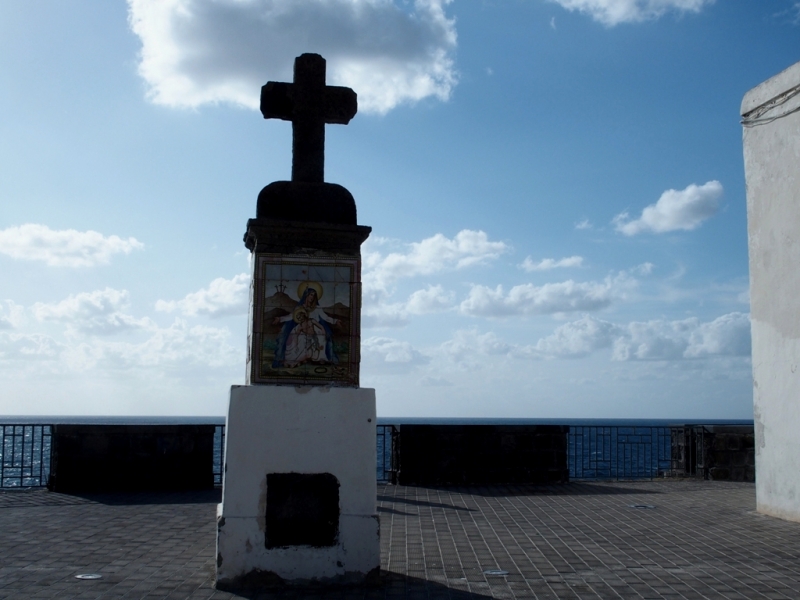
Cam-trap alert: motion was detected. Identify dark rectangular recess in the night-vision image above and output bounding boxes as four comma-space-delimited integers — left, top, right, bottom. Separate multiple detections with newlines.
266, 472, 339, 548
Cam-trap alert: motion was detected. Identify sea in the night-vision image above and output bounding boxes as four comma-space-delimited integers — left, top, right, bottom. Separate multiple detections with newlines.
0, 416, 756, 427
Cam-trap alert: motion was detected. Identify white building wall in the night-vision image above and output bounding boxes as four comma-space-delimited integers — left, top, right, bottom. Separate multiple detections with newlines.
742, 60, 800, 522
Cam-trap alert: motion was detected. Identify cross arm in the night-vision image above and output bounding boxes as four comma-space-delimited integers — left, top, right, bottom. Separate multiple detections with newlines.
323, 87, 357, 124
260, 82, 293, 121
261, 82, 357, 124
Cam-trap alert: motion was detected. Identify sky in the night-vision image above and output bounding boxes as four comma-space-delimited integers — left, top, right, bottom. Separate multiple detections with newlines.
0, 0, 797, 419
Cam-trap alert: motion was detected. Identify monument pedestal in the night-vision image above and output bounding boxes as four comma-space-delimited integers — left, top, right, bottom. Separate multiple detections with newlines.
215, 385, 379, 590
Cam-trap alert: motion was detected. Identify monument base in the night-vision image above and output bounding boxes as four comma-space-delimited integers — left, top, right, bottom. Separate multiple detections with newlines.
215, 385, 379, 590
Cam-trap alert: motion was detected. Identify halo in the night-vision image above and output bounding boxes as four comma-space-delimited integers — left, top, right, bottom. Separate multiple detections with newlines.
292, 307, 309, 322
297, 281, 323, 301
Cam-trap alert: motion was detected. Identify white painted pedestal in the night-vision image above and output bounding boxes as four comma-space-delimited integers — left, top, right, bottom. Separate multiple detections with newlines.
215, 385, 379, 589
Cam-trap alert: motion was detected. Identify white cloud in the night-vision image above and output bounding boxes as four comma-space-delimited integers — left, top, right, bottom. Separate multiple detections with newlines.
0, 301, 25, 330
520, 255, 583, 272
0, 333, 65, 361
361, 230, 506, 328
362, 303, 409, 329
612, 320, 688, 360
32, 289, 152, 335
613, 180, 723, 235
0, 320, 240, 375
98, 320, 239, 370
440, 329, 513, 365
684, 312, 751, 358
459, 273, 635, 318
548, 0, 714, 26
0, 224, 144, 268
364, 230, 508, 293
156, 274, 249, 318
440, 312, 751, 365
612, 312, 750, 361
405, 285, 455, 315
363, 284, 454, 328
127, 0, 457, 114
362, 336, 430, 372
534, 316, 620, 358
575, 219, 593, 230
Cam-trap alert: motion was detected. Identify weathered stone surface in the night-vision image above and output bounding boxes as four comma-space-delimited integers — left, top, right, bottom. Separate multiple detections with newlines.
743, 60, 800, 521
216, 386, 380, 586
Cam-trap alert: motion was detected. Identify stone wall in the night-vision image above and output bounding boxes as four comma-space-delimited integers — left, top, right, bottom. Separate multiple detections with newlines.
671, 426, 755, 481
397, 425, 569, 486
48, 425, 215, 493
706, 426, 756, 482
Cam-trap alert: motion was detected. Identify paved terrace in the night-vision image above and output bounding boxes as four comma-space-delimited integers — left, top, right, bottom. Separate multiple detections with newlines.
1, 481, 798, 599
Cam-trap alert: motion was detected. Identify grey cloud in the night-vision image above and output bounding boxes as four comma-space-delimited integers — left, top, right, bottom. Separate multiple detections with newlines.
128, 0, 457, 114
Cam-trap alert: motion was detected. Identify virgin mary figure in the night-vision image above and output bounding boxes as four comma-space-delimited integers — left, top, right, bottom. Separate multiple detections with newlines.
272, 281, 339, 368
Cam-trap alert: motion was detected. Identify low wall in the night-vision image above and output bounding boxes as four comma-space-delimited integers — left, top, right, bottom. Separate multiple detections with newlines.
48, 425, 215, 493
397, 425, 569, 486
706, 426, 756, 482
671, 426, 755, 481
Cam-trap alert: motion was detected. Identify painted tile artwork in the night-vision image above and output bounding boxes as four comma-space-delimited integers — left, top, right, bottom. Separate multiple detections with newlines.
251, 254, 360, 386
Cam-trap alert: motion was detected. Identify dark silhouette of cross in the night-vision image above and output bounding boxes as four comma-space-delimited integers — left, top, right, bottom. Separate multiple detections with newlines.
261, 54, 357, 184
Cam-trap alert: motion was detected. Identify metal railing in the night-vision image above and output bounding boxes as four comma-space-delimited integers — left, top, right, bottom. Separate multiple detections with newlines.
376, 425, 398, 483
213, 425, 225, 486
671, 425, 710, 479
568, 426, 674, 480
0, 424, 52, 487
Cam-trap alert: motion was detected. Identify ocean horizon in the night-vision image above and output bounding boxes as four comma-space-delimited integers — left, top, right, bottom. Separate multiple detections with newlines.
0, 416, 755, 427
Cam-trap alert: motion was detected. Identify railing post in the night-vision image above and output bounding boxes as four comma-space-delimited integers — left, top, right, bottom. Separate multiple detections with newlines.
391, 425, 400, 485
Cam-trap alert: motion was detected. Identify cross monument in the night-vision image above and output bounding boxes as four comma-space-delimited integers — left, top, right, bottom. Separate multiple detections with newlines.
216, 53, 378, 590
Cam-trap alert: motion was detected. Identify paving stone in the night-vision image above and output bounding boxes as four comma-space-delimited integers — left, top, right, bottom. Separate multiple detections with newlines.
0, 482, 799, 598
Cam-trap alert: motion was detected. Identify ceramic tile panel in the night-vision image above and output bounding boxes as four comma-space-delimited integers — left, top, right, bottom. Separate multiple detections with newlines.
249, 253, 361, 386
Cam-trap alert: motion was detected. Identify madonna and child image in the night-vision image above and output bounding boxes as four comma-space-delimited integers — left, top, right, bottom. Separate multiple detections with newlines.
272, 281, 339, 368
256, 258, 357, 384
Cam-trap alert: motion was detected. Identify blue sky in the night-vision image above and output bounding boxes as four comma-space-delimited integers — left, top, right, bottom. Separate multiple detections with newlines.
0, 0, 797, 418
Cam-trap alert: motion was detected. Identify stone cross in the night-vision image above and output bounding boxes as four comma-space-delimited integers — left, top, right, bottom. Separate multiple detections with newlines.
261, 54, 357, 183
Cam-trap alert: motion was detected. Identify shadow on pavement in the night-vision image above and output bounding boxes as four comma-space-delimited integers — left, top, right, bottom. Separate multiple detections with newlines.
221, 571, 493, 599
400, 482, 663, 497
67, 488, 223, 505
377, 494, 475, 511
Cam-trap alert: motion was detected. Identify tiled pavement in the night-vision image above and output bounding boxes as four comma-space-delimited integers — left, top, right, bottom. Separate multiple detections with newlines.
0, 481, 799, 599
